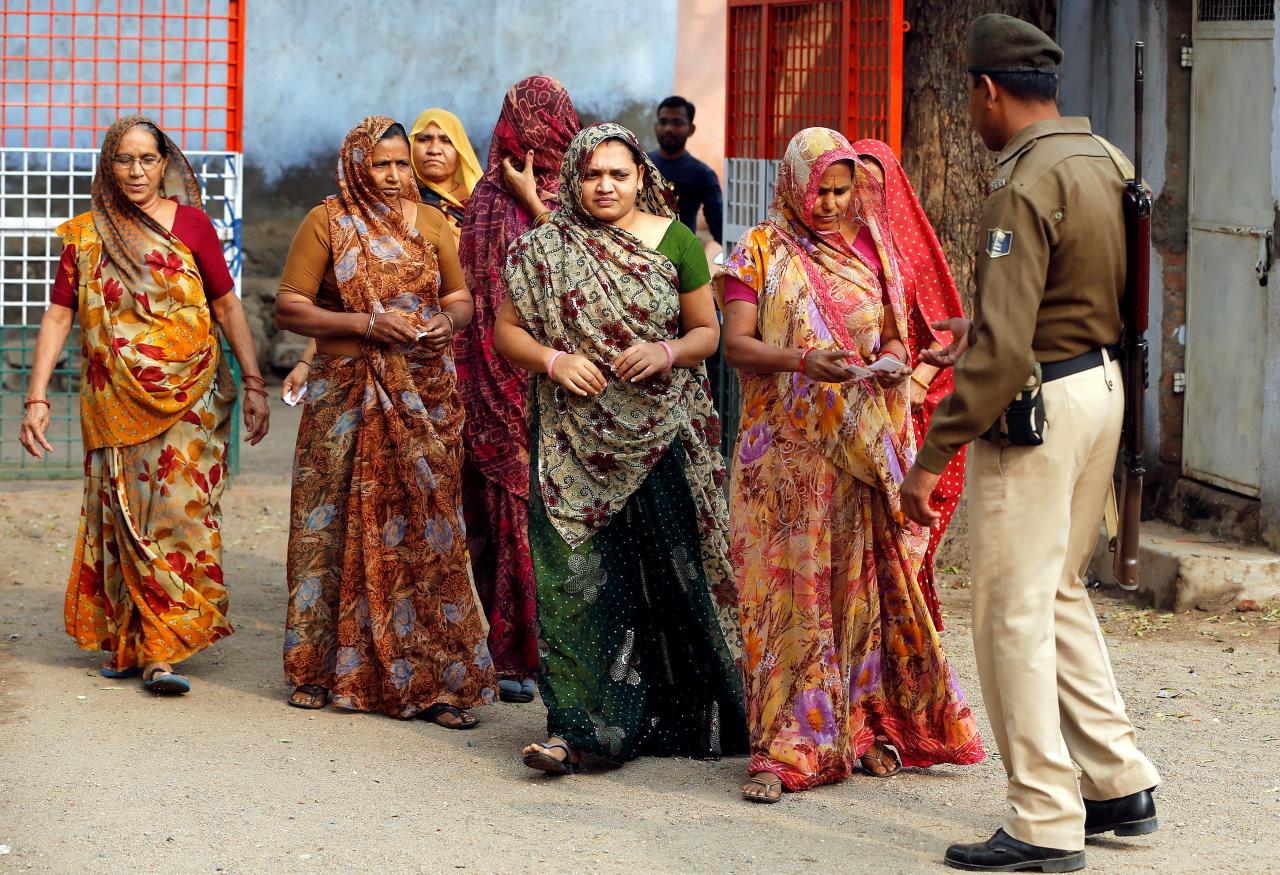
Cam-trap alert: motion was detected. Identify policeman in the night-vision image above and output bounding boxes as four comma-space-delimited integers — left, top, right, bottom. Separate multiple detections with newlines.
900, 14, 1162, 873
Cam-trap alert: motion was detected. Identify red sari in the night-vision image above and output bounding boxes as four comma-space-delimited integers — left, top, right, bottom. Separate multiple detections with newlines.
853, 139, 967, 631
455, 77, 580, 678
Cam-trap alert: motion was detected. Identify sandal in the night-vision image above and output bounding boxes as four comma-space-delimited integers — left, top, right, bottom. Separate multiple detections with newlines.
422, 702, 480, 730
100, 663, 141, 679
741, 771, 784, 804
498, 678, 534, 704
522, 741, 579, 776
142, 664, 190, 695
860, 742, 902, 777
287, 683, 329, 710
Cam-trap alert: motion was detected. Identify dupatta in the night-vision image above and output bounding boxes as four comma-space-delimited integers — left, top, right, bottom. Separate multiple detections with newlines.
408, 108, 482, 229
61, 116, 220, 450
502, 124, 732, 603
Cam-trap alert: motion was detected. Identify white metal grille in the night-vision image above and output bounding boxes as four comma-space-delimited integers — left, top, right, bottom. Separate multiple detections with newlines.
0, 146, 242, 327
1199, 0, 1275, 20
723, 157, 780, 249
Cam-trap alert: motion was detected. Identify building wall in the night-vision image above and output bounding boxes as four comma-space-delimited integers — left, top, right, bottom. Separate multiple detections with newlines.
242, 0, 680, 192
1057, 0, 1188, 480
674, 0, 727, 180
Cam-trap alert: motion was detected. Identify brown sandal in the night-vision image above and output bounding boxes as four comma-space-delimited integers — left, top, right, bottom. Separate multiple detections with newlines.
288, 683, 329, 710
741, 771, 784, 803
860, 743, 902, 777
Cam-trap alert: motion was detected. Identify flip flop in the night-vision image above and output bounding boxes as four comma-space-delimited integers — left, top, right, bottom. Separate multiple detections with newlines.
421, 702, 480, 730
287, 683, 329, 710
742, 773, 784, 804
143, 668, 190, 695
99, 666, 141, 679
520, 677, 537, 700
498, 678, 534, 704
522, 742, 579, 776
860, 744, 902, 777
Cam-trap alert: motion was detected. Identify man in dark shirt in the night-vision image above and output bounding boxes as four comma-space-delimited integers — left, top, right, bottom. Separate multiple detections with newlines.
648, 96, 723, 244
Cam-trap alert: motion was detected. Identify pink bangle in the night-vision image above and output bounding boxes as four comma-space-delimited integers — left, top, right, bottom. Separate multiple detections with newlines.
546, 351, 565, 380
658, 340, 674, 371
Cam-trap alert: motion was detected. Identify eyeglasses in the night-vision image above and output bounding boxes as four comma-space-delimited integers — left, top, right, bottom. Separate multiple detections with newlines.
112, 154, 162, 170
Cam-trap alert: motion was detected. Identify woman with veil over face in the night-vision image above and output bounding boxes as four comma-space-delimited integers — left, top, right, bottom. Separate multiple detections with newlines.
455, 76, 580, 705
495, 123, 747, 774
718, 128, 983, 803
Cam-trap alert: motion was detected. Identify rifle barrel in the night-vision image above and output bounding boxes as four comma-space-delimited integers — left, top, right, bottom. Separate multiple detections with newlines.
1134, 41, 1144, 182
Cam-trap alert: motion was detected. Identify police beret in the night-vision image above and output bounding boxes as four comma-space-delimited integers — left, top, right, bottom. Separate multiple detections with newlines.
966, 13, 1063, 73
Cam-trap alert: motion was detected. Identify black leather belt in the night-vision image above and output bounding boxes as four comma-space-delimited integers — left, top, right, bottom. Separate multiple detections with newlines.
1040, 344, 1121, 383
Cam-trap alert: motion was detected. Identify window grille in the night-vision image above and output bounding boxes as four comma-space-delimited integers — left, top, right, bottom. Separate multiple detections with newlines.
1198, 0, 1274, 21
0, 0, 245, 478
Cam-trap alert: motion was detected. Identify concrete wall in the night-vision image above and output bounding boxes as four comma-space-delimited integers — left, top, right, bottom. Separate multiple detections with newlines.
242, 0, 680, 193
674, 0, 727, 180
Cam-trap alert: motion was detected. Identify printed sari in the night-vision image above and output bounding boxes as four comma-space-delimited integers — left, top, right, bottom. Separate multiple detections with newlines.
283, 116, 496, 717
456, 76, 580, 681
504, 123, 746, 761
853, 138, 968, 631
719, 127, 982, 790
63, 116, 235, 670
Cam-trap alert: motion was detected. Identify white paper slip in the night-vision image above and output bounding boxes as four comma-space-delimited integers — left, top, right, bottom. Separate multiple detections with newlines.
868, 355, 906, 373
283, 384, 307, 407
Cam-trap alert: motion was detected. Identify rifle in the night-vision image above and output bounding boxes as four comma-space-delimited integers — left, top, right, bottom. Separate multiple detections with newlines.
1113, 41, 1152, 590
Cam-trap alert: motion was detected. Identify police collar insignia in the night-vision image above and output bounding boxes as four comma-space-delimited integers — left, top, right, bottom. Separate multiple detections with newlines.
987, 228, 1013, 258
989, 177, 1008, 193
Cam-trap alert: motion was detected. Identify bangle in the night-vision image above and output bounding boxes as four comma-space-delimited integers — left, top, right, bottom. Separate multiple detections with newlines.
546, 350, 565, 380
799, 347, 817, 376
437, 311, 456, 336
658, 340, 674, 372
533, 210, 552, 227
242, 386, 269, 399
296, 360, 312, 370
911, 373, 931, 390
23, 398, 50, 409
242, 374, 266, 385
364, 311, 377, 341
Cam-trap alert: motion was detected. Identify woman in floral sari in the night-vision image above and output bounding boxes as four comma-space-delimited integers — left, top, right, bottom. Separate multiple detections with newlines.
718, 128, 982, 803
274, 116, 496, 726
18, 116, 270, 695
853, 138, 968, 632
495, 123, 746, 773
456, 76, 580, 704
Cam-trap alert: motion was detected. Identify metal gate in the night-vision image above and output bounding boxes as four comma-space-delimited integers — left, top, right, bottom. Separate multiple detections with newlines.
718, 0, 904, 459
1, 0, 246, 478
1182, 0, 1275, 496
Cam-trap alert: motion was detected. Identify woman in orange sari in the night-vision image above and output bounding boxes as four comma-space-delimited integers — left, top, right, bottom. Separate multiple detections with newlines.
274, 116, 496, 725
18, 116, 270, 695
719, 128, 982, 803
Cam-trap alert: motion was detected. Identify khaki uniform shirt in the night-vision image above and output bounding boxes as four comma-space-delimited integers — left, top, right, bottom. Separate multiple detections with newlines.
918, 116, 1135, 473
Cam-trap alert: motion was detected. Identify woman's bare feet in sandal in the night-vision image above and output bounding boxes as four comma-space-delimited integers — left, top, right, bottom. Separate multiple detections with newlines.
742, 770, 784, 803
288, 683, 329, 709
860, 742, 902, 777
522, 736, 580, 775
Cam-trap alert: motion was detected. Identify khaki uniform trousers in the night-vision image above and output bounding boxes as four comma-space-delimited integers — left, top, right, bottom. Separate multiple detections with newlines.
968, 355, 1160, 850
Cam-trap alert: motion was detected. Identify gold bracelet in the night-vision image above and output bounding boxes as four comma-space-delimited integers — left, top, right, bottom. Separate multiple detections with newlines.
911, 373, 931, 390
533, 210, 552, 227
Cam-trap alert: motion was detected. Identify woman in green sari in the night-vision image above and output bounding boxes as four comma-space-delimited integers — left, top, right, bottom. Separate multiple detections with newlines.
495, 123, 746, 773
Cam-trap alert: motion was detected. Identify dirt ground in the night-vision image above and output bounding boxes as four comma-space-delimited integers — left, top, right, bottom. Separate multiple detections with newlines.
1, 396, 1278, 874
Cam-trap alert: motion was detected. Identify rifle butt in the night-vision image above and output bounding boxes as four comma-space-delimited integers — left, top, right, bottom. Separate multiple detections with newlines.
1113, 473, 1142, 590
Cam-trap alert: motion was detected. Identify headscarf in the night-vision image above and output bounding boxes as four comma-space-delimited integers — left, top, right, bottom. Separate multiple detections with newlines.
60, 116, 220, 449
92, 115, 202, 286
324, 115, 430, 322
718, 127, 917, 513
503, 123, 734, 608
408, 108, 482, 208
454, 76, 581, 503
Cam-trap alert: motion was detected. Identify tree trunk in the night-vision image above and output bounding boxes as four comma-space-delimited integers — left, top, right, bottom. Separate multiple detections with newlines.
901, 1, 1056, 312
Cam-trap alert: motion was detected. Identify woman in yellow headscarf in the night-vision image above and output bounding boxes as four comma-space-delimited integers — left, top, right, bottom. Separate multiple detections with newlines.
408, 108, 482, 240
284, 109, 482, 400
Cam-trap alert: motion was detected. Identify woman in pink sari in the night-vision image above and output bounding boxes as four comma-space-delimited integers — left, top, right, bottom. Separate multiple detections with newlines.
719, 128, 982, 803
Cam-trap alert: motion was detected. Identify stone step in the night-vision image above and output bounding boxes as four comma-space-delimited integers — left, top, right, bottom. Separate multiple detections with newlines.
1090, 520, 1280, 612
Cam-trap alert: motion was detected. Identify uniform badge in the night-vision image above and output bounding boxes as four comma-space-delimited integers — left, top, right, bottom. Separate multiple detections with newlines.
987, 228, 1013, 258
989, 177, 1007, 193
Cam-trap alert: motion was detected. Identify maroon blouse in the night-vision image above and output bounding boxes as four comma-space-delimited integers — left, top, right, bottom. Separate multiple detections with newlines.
50, 205, 235, 308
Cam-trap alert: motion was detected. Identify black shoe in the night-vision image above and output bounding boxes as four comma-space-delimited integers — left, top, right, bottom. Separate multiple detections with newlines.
1084, 788, 1158, 837
945, 829, 1085, 872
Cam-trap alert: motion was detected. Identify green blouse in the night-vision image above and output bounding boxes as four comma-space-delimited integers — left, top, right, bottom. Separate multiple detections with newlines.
655, 219, 711, 293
